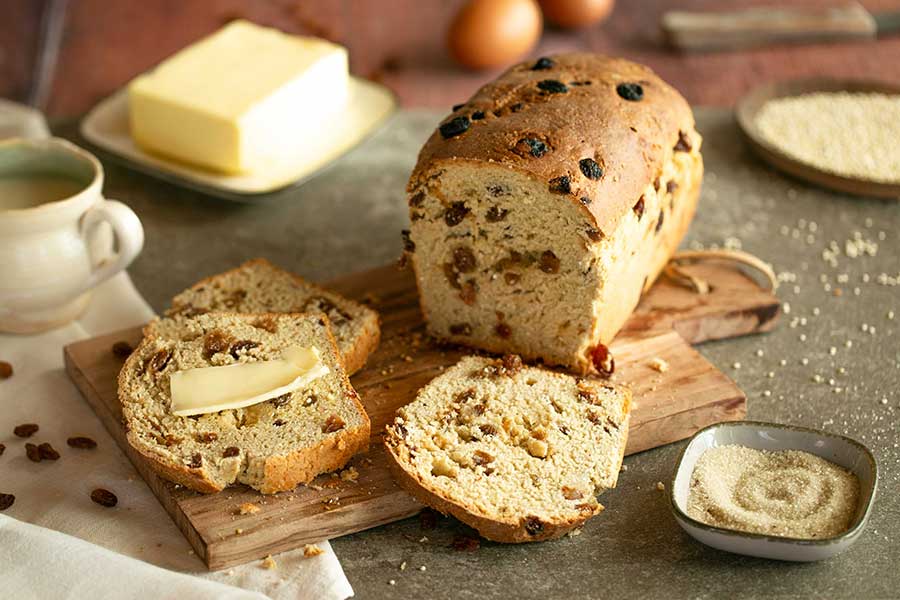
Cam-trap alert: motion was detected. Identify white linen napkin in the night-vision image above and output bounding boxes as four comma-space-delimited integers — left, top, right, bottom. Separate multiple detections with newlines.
0, 272, 354, 600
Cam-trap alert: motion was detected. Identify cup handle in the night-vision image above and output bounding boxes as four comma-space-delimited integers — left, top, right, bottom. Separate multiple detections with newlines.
76, 199, 144, 296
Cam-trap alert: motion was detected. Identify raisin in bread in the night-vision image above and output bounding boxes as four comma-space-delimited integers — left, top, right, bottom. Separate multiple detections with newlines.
154, 258, 379, 374
384, 355, 630, 542
119, 312, 370, 494
405, 53, 703, 374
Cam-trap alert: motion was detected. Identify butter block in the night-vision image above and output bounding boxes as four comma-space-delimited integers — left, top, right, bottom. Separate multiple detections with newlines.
169, 346, 329, 417
128, 20, 349, 174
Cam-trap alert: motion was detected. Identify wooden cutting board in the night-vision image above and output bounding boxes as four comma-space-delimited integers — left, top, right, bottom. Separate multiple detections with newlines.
64, 261, 778, 570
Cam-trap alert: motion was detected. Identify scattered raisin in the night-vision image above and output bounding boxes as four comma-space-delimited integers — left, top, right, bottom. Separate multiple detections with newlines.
14, 423, 39, 438
270, 393, 292, 407
111, 341, 133, 359
323, 415, 346, 433
453, 247, 476, 273
0, 443, 4, 456
459, 281, 478, 305
0, 493, 14, 511
495, 323, 512, 338
444, 201, 470, 227
439, 116, 470, 139
479, 424, 498, 436
487, 184, 509, 197
654, 176, 661, 191
537, 79, 568, 94
579, 158, 603, 180
578, 388, 598, 404
66, 436, 96, 450
539, 250, 560, 274
304, 296, 353, 325
399, 230, 416, 256
455, 388, 477, 402
616, 82, 643, 101
229, 340, 260, 359
451, 535, 480, 551
196, 432, 218, 443
449, 323, 473, 336
90, 488, 118, 508
253, 315, 278, 333
221, 289, 247, 309
0, 361, 12, 380
515, 137, 548, 158
472, 450, 494, 466
674, 130, 692, 152
562, 486, 584, 500
38, 443, 60, 460
471, 110, 485, 120
486, 206, 509, 222
273, 419, 286, 427
590, 344, 615, 378
303, 394, 318, 407
223, 446, 240, 458
633, 196, 645, 219
504, 272, 521, 285
667, 180, 679, 194
501, 354, 523, 373
443, 263, 461, 289
189, 453, 203, 468
585, 227, 604, 242
202, 331, 232, 359
25, 443, 41, 462
525, 517, 545, 536
548, 175, 571, 194
656, 211, 665, 233
531, 56, 554, 70
147, 347, 172, 373
510, 103, 523, 112
409, 191, 425, 207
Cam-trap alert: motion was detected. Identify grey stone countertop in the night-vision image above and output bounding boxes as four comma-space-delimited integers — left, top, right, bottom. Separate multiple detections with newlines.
62, 108, 899, 599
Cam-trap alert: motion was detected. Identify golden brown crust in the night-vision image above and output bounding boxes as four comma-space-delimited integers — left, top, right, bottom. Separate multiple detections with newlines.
119, 312, 371, 495
408, 53, 696, 237
383, 433, 599, 543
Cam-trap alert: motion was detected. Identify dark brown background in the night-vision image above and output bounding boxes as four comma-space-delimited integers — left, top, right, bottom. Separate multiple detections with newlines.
4, 0, 900, 117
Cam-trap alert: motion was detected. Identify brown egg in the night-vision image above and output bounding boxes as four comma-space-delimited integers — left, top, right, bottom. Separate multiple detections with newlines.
538, 0, 614, 29
448, 0, 543, 70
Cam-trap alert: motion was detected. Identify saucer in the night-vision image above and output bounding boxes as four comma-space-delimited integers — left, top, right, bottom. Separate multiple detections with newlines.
80, 77, 396, 201
670, 421, 878, 561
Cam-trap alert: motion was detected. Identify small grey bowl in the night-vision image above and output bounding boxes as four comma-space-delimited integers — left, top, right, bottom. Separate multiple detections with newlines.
670, 421, 878, 562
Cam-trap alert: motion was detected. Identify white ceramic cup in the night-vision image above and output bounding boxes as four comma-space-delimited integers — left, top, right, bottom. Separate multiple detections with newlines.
0, 137, 144, 333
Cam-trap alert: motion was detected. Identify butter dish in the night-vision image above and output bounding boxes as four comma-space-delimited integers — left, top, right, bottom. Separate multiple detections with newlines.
79, 77, 395, 200
670, 421, 878, 562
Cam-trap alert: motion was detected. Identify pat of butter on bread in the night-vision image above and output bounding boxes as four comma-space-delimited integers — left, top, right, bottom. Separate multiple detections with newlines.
169, 346, 328, 417
128, 20, 349, 174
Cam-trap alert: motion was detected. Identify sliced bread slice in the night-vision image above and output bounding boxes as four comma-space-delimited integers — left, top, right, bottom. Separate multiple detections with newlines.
155, 258, 380, 374
384, 354, 631, 542
119, 312, 370, 494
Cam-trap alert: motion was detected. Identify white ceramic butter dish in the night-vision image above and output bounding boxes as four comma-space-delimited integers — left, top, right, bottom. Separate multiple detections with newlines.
79, 77, 396, 200
670, 420, 877, 562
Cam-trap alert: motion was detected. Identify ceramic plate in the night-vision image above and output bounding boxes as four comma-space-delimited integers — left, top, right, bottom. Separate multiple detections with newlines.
670, 421, 878, 561
79, 77, 397, 200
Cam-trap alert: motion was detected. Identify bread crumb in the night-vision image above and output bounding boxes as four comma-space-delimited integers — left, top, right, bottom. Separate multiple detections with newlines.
656, 481, 665, 491
648, 357, 669, 373
303, 544, 324, 558
261, 555, 277, 570
388, 579, 396, 586
567, 528, 582, 537
340, 466, 359, 483
419, 565, 427, 571
418, 536, 429, 543
399, 561, 407, 571
235, 528, 243, 534
239, 502, 260, 515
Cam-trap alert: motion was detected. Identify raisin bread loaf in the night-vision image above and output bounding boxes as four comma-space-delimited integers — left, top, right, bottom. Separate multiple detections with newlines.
384, 355, 631, 542
155, 259, 379, 374
119, 312, 370, 494
404, 53, 703, 374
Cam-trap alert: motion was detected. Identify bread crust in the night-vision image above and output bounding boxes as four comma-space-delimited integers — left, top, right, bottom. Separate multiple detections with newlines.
160, 258, 380, 374
119, 312, 371, 495
408, 53, 696, 237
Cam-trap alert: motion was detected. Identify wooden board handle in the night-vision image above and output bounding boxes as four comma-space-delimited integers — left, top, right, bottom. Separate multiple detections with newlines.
662, 3, 876, 52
